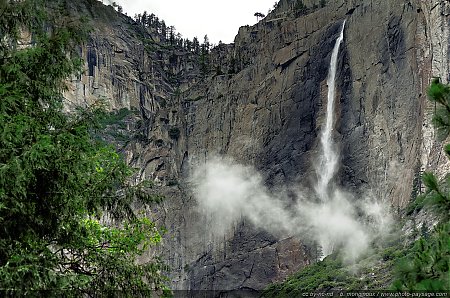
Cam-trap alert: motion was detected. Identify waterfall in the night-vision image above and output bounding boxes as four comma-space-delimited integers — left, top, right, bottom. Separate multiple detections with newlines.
315, 20, 346, 202
193, 19, 391, 265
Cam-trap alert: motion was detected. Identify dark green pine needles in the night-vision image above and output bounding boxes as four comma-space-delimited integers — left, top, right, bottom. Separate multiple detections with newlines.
0, 0, 169, 295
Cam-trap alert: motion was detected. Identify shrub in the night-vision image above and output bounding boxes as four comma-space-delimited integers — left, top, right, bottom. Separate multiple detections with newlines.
168, 127, 181, 139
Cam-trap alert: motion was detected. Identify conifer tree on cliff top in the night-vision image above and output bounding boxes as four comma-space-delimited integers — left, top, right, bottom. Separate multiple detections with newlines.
0, 0, 169, 295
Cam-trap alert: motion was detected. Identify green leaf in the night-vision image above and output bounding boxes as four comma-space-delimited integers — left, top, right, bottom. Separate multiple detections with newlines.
0, 0, 168, 294
422, 172, 439, 192
427, 79, 449, 104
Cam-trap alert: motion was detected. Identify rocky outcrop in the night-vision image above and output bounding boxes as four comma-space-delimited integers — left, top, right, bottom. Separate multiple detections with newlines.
64, 0, 450, 291
63, 0, 202, 186
337, 0, 424, 207
419, 0, 450, 182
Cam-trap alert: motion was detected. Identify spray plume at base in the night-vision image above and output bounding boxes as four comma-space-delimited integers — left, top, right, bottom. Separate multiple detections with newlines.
191, 158, 392, 263
190, 20, 392, 262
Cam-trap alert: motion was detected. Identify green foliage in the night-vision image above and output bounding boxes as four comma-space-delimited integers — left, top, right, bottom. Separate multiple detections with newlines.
265, 38, 450, 298
98, 107, 132, 128
409, 168, 422, 203
228, 57, 237, 75
382, 246, 407, 262
263, 256, 363, 296
95, 107, 135, 143
428, 79, 450, 141
422, 171, 439, 192
420, 173, 450, 219
186, 95, 205, 102
391, 78, 450, 291
293, 0, 308, 17
392, 172, 450, 291
0, 0, 168, 295
215, 65, 224, 76
392, 223, 449, 291
264, 235, 408, 294
199, 36, 211, 76
168, 127, 181, 140
405, 194, 426, 216
254, 12, 266, 21
166, 179, 178, 187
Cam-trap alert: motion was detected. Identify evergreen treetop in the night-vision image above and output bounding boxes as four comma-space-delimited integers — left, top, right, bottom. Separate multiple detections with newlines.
0, 0, 169, 295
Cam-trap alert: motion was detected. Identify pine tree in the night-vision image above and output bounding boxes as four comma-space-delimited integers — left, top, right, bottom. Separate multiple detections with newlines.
169, 26, 175, 45
185, 38, 192, 52
148, 13, 155, 27
392, 79, 450, 291
160, 20, 167, 39
153, 16, 160, 32
192, 36, 200, 54
199, 35, 210, 75
176, 33, 183, 47
254, 12, 266, 21
141, 10, 148, 27
0, 0, 169, 295
294, 0, 307, 17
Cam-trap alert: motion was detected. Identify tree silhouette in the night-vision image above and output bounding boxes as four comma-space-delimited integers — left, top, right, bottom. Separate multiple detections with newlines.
192, 36, 200, 54
254, 12, 266, 21
141, 10, 148, 25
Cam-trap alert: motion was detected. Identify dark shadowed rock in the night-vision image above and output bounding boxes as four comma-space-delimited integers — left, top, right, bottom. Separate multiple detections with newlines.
64, 0, 450, 291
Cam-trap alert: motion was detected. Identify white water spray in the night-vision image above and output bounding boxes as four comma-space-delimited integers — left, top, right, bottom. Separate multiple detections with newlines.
315, 20, 346, 201
192, 19, 392, 263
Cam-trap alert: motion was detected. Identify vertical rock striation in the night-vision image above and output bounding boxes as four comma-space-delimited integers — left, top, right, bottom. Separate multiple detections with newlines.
63, 0, 450, 291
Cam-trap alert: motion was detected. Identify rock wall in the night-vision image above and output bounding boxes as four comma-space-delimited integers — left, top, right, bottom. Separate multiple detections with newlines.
419, 0, 450, 182
63, 0, 200, 185
64, 0, 450, 291
339, 0, 424, 207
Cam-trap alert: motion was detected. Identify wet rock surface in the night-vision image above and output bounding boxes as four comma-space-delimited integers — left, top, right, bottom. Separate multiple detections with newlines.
64, 0, 450, 291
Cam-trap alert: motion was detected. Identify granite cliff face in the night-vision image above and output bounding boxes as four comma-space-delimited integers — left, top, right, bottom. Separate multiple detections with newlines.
65, 0, 450, 291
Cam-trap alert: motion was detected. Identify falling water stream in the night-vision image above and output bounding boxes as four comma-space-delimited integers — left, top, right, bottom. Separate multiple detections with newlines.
193, 19, 389, 265
313, 20, 347, 257
315, 20, 346, 202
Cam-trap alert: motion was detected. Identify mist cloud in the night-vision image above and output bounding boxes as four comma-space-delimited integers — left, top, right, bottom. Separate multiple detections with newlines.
188, 20, 390, 264
191, 157, 392, 263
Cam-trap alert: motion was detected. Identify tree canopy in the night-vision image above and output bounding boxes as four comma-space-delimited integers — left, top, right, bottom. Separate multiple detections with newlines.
0, 0, 168, 295
254, 12, 266, 21
392, 78, 450, 291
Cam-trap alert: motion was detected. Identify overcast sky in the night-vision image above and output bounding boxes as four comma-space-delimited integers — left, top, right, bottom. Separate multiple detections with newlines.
106, 0, 276, 45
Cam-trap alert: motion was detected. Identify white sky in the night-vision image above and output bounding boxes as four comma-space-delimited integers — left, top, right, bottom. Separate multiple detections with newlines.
107, 0, 277, 45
